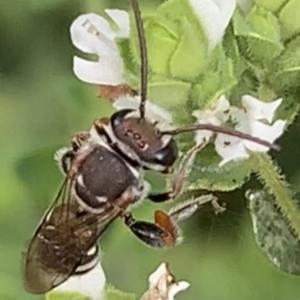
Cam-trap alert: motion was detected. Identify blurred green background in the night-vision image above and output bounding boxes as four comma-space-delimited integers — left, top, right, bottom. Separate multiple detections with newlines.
2, 0, 300, 299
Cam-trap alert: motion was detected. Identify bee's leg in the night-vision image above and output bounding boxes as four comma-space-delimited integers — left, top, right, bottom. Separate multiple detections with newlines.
124, 194, 224, 248
123, 211, 180, 248
54, 148, 75, 175
167, 194, 226, 222
93, 118, 116, 145
71, 131, 91, 151
148, 143, 207, 203
54, 131, 91, 175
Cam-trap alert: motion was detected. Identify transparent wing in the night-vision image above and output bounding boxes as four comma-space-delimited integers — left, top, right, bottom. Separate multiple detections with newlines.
23, 179, 121, 294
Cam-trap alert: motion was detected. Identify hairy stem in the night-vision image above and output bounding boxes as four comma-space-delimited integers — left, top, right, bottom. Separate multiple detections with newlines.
250, 152, 300, 239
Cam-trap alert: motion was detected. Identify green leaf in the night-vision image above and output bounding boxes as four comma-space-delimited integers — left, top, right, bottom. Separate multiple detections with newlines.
254, 0, 287, 12
127, 11, 178, 77
245, 6, 284, 63
247, 189, 300, 275
143, 16, 178, 75
269, 36, 300, 89
148, 0, 209, 79
274, 92, 300, 125
147, 78, 192, 110
187, 145, 251, 191
191, 49, 237, 108
169, 17, 208, 80
46, 286, 136, 300
105, 285, 136, 300
118, 38, 139, 86
223, 28, 247, 78
230, 69, 259, 105
232, 8, 252, 36
279, 0, 300, 40
46, 291, 91, 300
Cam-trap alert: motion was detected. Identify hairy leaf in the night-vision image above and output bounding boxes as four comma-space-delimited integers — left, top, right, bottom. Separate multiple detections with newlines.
247, 189, 300, 275
187, 145, 251, 191
105, 285, 136, 300
47, 292, 91, 300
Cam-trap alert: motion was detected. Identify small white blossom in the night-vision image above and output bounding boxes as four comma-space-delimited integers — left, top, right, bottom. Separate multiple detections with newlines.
193, 95, 286, 166
188, 0, 237, 49
70, 10, 129, 85
113, 95, 173, 130
192, 95, 230, 144
52, 262, 106, 300
141, 263, 190, 300
215, 134, 249, 166
242, 95, 283, 123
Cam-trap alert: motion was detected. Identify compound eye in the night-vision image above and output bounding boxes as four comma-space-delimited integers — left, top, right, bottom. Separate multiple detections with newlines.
111, 109, 134, 128
153, 139, 178, 167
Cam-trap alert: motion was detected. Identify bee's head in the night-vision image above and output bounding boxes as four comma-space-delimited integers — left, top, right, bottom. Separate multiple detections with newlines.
110, 108, 178, 172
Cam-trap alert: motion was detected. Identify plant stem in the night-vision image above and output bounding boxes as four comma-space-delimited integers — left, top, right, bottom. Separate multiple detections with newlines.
250, 152, 300, 239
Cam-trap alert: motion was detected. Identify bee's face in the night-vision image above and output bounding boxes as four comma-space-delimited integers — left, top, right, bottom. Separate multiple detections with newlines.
111, 109, 178, 171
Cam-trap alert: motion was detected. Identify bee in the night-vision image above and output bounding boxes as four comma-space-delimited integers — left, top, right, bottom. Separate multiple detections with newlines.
23, 0, 279, 294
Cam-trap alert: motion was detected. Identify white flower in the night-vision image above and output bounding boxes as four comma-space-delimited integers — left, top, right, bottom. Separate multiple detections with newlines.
216, 114, 286, 166
193, 95, 286, 166
215, 134, 249, 166
113, 95, 173, 130
141, 263, 190, 300
188, 0, 237, 49
70, 10, 130, 85
192, 95, 230, 144
242, 95, 283, 123
52, 262, 106, 300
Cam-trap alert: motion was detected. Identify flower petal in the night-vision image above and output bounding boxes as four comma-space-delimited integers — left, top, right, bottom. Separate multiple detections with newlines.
241, 119, 286, 152
148, 263, 168, 288
210, 94, 231, 122
194, 124, 215, 145
230, 106, 246, 123
189, 0, 236, 49
212, 0, 237, 32
53, 262, 106, 300
74, 56, 123, 85
192, 95, 231, 145
168, 281, 190, 300
192, 109, 218, 144
105, 9, 130, 38
242, 95, 283, 123
193, 95, 230, 124
215, 134, 249, 166
70, 13, 118, 55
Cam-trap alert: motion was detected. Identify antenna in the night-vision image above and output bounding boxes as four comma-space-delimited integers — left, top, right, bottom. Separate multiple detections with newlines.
161, 123, 280, 151
131, 0, 148, 120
